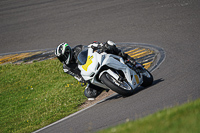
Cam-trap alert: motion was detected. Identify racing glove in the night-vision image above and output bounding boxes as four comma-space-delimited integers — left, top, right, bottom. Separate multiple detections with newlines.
74, 75, 85, 83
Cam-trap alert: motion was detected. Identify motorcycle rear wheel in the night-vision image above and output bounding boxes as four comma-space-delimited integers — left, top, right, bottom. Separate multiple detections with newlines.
100, 72, 134, 96
141, 69, 153, 87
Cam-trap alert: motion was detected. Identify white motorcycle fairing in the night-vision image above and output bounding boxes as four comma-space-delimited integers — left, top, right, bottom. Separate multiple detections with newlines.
78, 47, 143, 95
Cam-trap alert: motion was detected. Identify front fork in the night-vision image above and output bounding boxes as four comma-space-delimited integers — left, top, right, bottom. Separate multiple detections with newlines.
126, 62, 142, 78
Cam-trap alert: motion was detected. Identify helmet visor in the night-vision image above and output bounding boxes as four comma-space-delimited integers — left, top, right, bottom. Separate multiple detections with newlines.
63, 47, 71, 64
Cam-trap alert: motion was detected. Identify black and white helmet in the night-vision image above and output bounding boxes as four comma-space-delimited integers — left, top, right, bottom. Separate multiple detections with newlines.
55, 42, 72, 64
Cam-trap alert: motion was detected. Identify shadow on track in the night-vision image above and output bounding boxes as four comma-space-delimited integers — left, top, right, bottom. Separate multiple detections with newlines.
133, 78, 164, 94
98, 78, 164, 104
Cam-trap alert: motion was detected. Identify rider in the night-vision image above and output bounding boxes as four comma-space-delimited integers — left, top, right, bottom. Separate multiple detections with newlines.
55, 40, 139, 100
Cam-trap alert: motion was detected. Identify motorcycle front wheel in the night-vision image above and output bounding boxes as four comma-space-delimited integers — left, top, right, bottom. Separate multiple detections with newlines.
100, 72, 134, 96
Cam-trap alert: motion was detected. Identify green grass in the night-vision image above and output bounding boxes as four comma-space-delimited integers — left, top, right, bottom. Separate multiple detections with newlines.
0, 59, 87, 133
1, 59, 200, 133
98, 99, 200, 133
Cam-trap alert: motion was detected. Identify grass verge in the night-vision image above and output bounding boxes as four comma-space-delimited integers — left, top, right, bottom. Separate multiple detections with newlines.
1, 59, 199, 133
97, 98, 200, 133
0, 59, 87, 133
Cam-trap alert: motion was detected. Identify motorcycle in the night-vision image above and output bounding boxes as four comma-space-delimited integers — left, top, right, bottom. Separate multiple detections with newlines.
78, 45, 153, 96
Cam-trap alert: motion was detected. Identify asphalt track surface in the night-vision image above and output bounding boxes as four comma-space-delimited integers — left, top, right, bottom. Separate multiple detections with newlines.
1, 0, 200, 133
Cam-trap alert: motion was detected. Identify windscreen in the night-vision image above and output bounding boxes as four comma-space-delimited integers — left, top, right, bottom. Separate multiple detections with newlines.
77, 49, 88, 65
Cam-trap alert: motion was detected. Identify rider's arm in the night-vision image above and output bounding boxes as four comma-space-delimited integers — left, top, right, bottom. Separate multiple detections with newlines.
63, 64, 85, 83
89, 40, 136, 64
103, 41, 136, 63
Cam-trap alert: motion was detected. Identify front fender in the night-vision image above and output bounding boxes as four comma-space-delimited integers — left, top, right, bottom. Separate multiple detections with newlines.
99, 69, 119, 80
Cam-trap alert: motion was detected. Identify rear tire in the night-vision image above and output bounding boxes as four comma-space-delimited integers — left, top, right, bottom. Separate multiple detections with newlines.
100, 72, 134, 96
141, 69, 153, 87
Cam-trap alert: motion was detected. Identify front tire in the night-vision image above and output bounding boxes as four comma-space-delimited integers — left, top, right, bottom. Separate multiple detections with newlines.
100, 72, 134, 96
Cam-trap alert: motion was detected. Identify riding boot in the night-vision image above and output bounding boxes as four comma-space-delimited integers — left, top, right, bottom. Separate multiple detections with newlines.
84, 84, 104, 100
